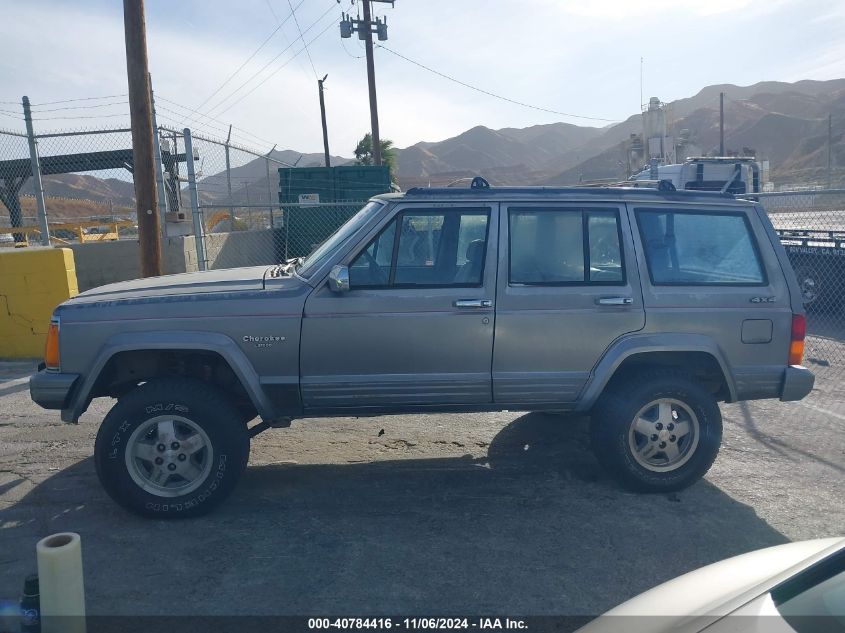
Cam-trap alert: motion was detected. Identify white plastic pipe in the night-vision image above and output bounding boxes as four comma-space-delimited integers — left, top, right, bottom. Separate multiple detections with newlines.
36, 532, 86, 633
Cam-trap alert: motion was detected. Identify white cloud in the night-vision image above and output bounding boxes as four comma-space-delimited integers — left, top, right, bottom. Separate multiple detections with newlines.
0, 0, 840, 159
550, 0, 757, 19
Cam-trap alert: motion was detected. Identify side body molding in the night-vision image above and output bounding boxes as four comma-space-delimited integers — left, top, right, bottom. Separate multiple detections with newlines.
61, 331, 273, 423
575, 332, 738, 411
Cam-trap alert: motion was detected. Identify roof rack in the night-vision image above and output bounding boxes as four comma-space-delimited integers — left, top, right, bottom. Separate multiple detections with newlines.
403, 177, 734, 199
595, 179, 677, 192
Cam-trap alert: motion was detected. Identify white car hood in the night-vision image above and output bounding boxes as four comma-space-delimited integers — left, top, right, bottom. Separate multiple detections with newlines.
578, 537, 844, 633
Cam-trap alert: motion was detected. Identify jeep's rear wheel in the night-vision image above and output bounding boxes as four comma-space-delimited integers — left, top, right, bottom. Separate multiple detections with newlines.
590, 371, 722, 492
94, 378, 250, 518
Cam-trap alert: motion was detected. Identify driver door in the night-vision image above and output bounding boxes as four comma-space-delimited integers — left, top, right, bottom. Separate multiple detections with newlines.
299, 203, 498, 412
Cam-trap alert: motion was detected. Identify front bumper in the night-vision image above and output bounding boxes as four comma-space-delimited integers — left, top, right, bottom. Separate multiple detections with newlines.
29, 368, 79, 410
780, 365, 815, 401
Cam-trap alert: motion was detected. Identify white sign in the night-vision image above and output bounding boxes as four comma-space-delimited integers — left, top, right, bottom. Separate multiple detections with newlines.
298, 193, 320, 206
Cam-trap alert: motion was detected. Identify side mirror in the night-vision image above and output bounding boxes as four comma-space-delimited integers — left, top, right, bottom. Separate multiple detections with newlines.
328, 265, 350, 293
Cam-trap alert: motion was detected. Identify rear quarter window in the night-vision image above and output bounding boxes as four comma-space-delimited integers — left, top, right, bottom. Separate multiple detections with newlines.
636, 208, 767, 286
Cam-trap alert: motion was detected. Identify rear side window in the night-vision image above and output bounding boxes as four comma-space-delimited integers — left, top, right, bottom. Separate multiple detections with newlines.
509, 208, 625, 285
636, 209, 766, 286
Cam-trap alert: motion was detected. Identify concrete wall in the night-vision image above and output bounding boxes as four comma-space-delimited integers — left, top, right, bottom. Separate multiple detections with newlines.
205, 230, 282, 270
65, 237, 197, 292
66, 229, 284, 291
0, 247, 78, 357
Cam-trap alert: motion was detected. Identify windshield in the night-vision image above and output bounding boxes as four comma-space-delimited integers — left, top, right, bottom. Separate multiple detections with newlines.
296, 201, 386, 278
773, 552, 845, 630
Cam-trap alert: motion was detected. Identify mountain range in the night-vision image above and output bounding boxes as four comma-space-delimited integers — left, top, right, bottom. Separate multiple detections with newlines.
4, 77, 844, 221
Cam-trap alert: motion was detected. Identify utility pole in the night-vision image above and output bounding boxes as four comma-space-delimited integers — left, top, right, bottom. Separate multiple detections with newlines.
22, 96, 50, 246
639, 57, 643, 110
123, 0, 162, 277
719, 91, 725, 156
340, 1, 394, 166
361, 0, 381, 166
318, 74, 331, 167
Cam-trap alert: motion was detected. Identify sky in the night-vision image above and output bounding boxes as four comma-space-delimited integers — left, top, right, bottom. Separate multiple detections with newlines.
1, 0, 844, 156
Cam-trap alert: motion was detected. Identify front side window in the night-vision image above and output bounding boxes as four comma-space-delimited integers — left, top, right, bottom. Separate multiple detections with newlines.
297, 201, 384, 277
636, 209, 766, 285
509, 208, 625, 285
349, 218, 396, 287
349, 208, 490, 289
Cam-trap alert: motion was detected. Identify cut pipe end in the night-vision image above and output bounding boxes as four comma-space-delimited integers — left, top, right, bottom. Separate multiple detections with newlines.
37, 532, 79, 552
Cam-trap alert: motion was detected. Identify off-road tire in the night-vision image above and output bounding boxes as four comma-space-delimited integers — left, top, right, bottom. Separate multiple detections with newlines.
94, 378, 250, 518
590, 370, 722, 492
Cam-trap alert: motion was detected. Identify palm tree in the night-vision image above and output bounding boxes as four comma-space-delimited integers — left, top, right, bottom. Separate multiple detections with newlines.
354, 133, 396, 176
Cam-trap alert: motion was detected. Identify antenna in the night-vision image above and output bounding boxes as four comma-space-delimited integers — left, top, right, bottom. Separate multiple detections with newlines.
640, 57, 644, 111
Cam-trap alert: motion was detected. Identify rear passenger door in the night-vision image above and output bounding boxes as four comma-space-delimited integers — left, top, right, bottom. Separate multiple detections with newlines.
493, 202, 645, 405
632, 204, 793, 398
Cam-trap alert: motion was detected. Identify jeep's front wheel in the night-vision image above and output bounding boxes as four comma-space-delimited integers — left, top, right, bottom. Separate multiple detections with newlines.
94, 378, 250, 518
590, 372, 722, 492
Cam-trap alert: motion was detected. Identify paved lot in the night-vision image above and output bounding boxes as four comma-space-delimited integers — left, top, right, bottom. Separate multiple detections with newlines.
0, 358, 843, 616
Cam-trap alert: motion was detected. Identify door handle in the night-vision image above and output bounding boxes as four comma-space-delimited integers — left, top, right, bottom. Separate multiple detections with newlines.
596, 296, 633, 306
453, 299, 493, 308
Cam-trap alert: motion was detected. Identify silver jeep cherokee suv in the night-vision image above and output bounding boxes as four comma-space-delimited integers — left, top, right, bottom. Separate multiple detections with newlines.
30, 184, 815, 517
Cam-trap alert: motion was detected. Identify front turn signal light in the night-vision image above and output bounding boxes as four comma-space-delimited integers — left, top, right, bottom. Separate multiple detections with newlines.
45, 320, 60, 370
788, 314, 806, 366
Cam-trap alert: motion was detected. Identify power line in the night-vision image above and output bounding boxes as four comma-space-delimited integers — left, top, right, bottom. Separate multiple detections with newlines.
340, 37, 364, 59
192, 0, 306, 114
155, 113, 228, 144
32, 100, 129, 113
207, 4, 340, 117
32, 112, 130, 121
156, 106, 267, 150
155, 103, 234, 137
213, 14, 339, 117
264, 0, 280, 22
155, 96, 279, 149
30, 93, 129, 107
286, 0, 319, 79
205, 2, 337, 117
376, 44, 621, 123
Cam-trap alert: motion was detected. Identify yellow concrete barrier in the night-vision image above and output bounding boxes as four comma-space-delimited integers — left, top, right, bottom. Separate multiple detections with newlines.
0, 248, 78, 358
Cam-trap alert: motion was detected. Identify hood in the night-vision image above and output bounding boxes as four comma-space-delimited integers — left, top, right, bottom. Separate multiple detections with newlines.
578, 537, 845, 633
67, 266, 272, 304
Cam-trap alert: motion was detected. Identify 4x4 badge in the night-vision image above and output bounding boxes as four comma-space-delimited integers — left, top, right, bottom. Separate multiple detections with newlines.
750, 296, 776, 303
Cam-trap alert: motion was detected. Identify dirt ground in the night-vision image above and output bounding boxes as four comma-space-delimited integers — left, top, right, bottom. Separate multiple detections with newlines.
0, 358, 843, 616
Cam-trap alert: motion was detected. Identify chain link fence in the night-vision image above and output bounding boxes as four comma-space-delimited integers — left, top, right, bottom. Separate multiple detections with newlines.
0, 128, 31, 244
1, 117, 369, 262
159, 126, 366, 270
743, 190, 845, 371
0, 125, 138, 244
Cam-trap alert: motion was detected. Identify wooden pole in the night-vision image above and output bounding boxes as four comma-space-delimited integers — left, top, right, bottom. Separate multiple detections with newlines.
318, 75, 331, 167
361, 0, 382, 166
123, 0, 162, 277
